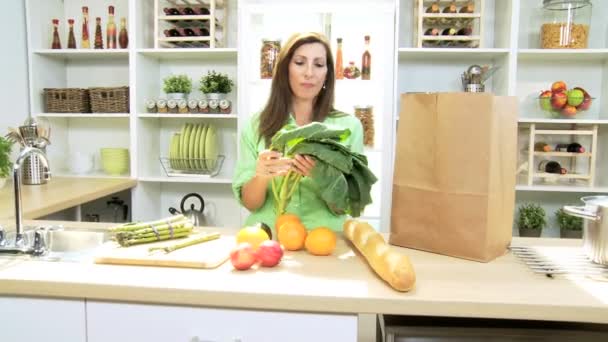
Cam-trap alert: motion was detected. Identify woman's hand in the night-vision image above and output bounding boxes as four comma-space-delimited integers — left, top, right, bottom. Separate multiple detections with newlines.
292, 154, 316, 177
256, 150, 293, 179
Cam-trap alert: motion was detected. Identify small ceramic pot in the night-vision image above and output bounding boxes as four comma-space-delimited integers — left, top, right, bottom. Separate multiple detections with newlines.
167, 93, 188, 101
205, 93, 225, 101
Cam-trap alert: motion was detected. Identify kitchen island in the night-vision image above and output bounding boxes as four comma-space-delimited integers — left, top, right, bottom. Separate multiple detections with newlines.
1, 222, 607, 341
0, 177, 137, 220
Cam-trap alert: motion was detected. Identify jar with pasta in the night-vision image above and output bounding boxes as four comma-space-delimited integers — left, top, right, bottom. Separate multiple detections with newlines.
354, 105, 374, 147
540, 0, 591, 49
260, 39, 281, 79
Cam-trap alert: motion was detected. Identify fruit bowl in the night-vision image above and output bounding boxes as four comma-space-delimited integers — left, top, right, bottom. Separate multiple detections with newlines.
536, 82, 594, 119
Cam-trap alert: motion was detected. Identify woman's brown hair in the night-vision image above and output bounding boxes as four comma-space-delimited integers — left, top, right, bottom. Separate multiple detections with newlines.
258, 32, 336, 147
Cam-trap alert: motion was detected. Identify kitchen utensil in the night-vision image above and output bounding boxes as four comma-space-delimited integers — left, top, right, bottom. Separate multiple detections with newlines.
481, 65, 500, 82
106, 196, 129, 223
169, 193, 207, 227
5, 129, 25, 147
467, 64, 483, 84
563, 195, 608, 265
94, 232, 233, 269
21, 147, 50, 185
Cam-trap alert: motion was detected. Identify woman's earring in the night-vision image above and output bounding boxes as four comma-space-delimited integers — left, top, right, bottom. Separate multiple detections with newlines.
322, 83, 326, 89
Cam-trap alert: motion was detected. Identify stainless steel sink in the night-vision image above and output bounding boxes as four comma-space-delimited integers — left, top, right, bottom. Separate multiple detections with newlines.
2, 226, 110, 262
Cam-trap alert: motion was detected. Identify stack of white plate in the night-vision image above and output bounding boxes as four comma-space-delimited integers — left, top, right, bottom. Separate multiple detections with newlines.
169, 123, 218, 172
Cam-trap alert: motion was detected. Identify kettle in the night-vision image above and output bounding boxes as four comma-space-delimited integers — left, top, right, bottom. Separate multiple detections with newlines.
169, 193, 207, 227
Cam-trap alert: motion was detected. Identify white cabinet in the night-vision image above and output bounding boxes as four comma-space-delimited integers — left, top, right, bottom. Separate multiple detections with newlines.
86, 300, 357, 342
0, 296, 86, 342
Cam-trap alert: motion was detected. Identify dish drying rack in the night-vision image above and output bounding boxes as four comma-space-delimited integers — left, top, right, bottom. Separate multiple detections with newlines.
510, 244, 608, 280
160, 155, 225, 177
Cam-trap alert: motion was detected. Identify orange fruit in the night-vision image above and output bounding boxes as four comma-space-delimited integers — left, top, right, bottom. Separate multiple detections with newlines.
275, 213, 301, 234
277, 220, 307, 251
305, 227, 337, 256
236, 225, 270, 249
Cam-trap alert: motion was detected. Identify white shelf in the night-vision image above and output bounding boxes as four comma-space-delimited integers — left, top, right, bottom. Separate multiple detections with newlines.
54, 172, 133, 180
33, 49, 129, 60
518, 118, 608, 124
422, 13, 481, 19
398, 48, 508, 61
533, 173, 591, 180
137, 48, 237, 60
36, 113, 130, 118
516, 185, 608, 193
535, 129, 595, 135
533, 151, 592, 157
138, 113, 237, 118
158, 15, 216, 21
138, 176, 232, 184
517, 49, 608, 62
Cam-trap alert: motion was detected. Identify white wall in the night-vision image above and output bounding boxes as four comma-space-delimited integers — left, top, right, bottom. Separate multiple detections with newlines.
0, 0, 30, 131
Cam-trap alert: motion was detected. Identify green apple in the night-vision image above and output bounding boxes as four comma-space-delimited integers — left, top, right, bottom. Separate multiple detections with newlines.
567, 89, 584, 107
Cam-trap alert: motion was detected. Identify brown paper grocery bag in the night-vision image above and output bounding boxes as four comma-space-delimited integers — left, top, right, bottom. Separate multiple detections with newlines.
389, 93, 517, 262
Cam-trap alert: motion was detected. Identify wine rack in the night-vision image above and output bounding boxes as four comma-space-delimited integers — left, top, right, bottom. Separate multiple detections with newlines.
413, 0, 484, 48
154, 0, 227, 48
522, 123, 598, 187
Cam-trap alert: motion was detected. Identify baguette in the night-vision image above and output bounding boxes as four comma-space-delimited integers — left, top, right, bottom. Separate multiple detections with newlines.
343, 219, 416, 292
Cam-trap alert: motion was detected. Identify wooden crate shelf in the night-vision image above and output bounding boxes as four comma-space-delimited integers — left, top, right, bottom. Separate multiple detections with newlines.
414, 0, 484, 48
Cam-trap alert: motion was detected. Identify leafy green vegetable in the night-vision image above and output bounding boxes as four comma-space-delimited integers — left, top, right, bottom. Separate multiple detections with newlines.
269, 122, 377, 217
0, 136, 12, 178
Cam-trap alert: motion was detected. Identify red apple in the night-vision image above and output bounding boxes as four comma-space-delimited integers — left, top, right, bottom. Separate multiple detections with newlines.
551, 81, 567, 94
230, 243, 258, 271
539, 90, 552, 111
551, 92, 567, 109
561, 104, 577, 117
256, 240, 284, 267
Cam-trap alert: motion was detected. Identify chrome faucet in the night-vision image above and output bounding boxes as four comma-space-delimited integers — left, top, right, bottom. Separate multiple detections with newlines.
0, 147, 50, 255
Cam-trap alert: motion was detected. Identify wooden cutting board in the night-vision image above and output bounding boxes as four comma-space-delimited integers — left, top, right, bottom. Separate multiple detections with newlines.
94, 233, 235, 269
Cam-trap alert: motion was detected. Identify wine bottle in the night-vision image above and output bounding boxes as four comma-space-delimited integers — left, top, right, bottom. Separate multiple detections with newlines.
94, 17, 103, 49
164, 29, 181, 37
443, 1, 458, 13
534, 142, 551, 152
425, 1, 440, 13
196, 7, 210, 15
119, 18, 129, 49
81, 7, 90, 48
181, 7, 196, 15
106, 6, 117, 49
555, 142, 585, 153
163, 7, 180, 15
361, 35, 371, 80
538, 160, 567, 174
460, 1, 475, 14
51, 19, 61, 49
424, 28, 440, 36
335, 38, 344, 80
457, 27, 473, 36
175, 28, 196, 36
442, 28, 458, 36
192, 27, 210, 36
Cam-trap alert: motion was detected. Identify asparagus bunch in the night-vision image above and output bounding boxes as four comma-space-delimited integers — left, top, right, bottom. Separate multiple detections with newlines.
110, 214, 194, 247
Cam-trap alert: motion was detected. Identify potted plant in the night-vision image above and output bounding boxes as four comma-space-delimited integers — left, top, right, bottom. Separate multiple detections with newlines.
199, 70, 234, 100
555, 208, 583, 239
163, 74, 192, 100
0, 136, 12, 189
517, 203, 546, 237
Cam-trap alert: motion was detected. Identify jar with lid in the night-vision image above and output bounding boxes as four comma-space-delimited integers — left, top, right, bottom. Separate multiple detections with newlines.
177, 99, 188, 113
187, 99, 198, 113
260, 39, 281, 79
167, 99, 178, 113
540, 0, 591, 49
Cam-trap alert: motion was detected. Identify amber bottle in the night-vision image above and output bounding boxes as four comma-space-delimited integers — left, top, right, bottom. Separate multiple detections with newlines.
119, 18, 129, 48
335, 38, 344, 80
67, 19, 77, 49
107, 6, 117, 49
94, 17, 103, 49
361, 35, 371, 80
81, 7, 90, 48
51, 19, 61, 49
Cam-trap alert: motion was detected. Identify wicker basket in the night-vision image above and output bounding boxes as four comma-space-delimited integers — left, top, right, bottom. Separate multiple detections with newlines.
89, 86, 130, 113
44, 88, 90, 113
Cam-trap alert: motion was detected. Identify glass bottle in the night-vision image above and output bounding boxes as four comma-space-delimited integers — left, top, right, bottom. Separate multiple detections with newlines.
107, 6, 117, 49
81, 7, 90, 48
119, 17, 129, 48
94, 17, 104, 49
335, 38, 344, 80
51, 19, 61, 49
541, 0, 592, 49
260, 39, 281, 79
67, 19, 77, 49
361, 35, 371, 80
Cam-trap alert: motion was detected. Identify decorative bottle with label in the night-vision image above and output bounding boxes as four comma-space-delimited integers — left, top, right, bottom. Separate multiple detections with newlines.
94, 17, 104, 49
534, 141, 551, 152
361, 35, 371, 80
51, 19, 61, 49
335, 38, 344, 80
106, 6, 117, 49
81, 7, 90, 48
119, 17, 129, 48
67, 19, 77, 49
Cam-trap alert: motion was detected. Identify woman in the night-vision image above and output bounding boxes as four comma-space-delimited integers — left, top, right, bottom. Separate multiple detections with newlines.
232, 32, 364, 232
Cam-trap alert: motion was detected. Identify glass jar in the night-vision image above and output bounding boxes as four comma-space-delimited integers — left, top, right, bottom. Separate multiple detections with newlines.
260, 39, 281, 79
541, 0, 591, 49
354, 105, 374, 147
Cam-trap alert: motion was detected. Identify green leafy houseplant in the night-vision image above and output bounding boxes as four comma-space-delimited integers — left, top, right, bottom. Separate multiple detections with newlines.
555, 208, 583, 239
517, 203, 546, 237
0, 136, 12, 179
198, 71, 234, 94
163, 74, 192, 94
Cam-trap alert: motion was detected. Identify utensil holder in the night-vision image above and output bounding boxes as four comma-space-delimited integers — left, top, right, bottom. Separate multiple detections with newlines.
21, 148, 49, 185
465, 84, 485, 93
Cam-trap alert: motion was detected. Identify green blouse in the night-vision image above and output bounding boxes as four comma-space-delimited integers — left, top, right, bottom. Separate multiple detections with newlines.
232, 111, 364, 232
